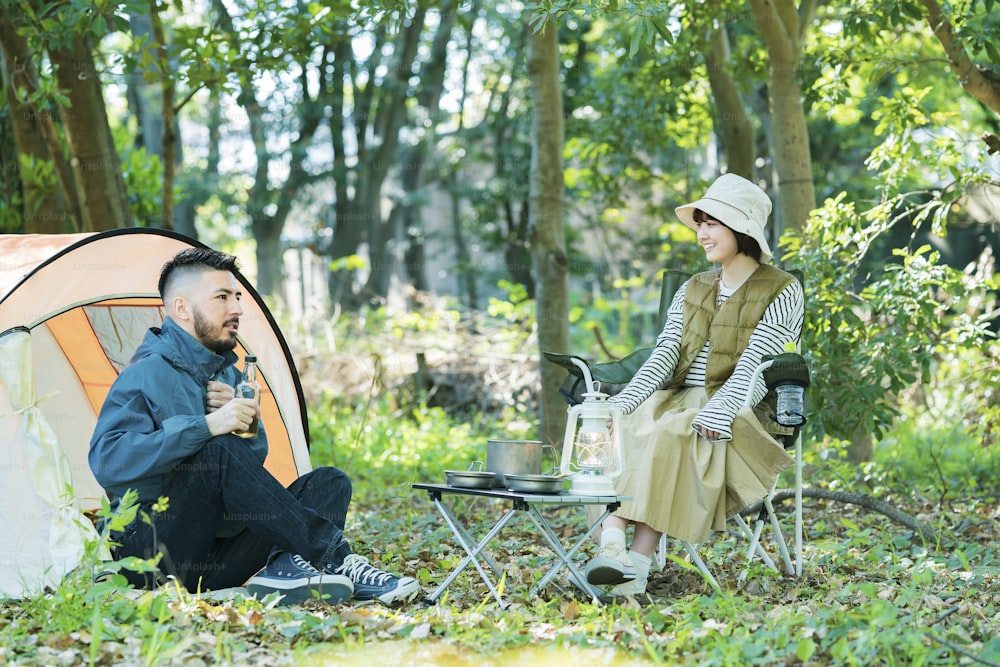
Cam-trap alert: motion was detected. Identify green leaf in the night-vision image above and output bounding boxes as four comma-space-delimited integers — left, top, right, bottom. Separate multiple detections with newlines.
650, 18, 673, 45
796, 638, 816, 661
985, 39, 1000, 67
840, 517, 860, 531
628, 29, 641, 57
900, 1, 926, 21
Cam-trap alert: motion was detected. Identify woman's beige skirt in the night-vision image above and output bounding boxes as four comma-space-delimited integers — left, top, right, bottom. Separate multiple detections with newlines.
612, 386, 794, 544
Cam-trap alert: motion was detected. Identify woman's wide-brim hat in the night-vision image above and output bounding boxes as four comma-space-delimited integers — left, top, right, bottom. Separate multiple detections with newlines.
675, 173, 774, 263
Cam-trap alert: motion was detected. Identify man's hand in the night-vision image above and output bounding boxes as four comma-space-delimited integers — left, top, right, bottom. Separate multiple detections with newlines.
206, 380, 235, 413
205, 396, 259, 437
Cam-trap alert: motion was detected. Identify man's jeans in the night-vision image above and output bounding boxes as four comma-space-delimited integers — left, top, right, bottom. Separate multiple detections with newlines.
113, 435, 352, 591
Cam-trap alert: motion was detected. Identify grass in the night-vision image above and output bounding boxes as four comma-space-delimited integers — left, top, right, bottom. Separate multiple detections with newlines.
2, 313, 999, 665
2, 402, 997, 665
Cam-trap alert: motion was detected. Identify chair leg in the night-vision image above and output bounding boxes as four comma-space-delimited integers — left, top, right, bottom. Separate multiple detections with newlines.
654, 533, 667, 572
756, 431, 806, 579
681, 541, 721, 592
794, 431, 804, 578
764, 494, 795, 575
734, 513, 779, 586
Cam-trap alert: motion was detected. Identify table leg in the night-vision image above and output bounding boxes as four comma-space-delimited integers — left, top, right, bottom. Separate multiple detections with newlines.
424, 496, 517, 607
527, 505, 613, 600
434, 497, 503, 575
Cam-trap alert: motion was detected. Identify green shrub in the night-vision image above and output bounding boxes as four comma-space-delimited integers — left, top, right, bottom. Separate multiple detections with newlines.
875, 342, 1000, 503
784, 195, 995, 447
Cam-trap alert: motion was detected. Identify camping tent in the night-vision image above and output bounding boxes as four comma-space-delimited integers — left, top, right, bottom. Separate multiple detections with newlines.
0, 228, 312, 598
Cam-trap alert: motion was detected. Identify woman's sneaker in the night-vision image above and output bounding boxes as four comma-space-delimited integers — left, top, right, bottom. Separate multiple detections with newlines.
247, 552, 353, 605
333, 554, 420, 606
609, 577, 650, 604
585, 543, 636, 585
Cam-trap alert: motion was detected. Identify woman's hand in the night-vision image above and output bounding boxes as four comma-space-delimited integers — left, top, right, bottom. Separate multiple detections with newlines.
695, 425, 721, 441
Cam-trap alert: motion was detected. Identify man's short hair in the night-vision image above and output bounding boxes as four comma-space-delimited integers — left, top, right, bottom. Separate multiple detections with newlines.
158, 248, 241, 299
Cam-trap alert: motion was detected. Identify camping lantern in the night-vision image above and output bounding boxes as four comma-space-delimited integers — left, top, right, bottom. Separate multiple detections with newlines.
559, 358, 624, 496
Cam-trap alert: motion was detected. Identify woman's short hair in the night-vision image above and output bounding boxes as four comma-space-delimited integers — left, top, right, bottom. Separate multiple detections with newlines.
693, 208, 763, 263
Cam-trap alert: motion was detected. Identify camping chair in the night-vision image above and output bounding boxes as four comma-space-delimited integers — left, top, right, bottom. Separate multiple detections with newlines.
543, 268, 808, 591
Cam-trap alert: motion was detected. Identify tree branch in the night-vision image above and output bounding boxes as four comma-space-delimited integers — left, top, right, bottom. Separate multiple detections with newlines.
744, 487, 938, 544
917, 0, 1000, 114
797, 0, 819, 44
925, 631, 1000, 667
747, 0, 794, 63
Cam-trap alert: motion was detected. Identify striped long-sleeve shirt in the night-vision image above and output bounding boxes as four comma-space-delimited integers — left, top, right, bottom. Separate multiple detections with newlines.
607, 277, 805, 440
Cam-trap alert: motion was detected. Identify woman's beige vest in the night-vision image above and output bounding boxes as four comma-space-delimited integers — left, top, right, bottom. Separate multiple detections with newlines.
666, 264, 795, 397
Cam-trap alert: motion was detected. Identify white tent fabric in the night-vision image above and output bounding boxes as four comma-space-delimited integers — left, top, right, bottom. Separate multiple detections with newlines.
0, 328, 103, 596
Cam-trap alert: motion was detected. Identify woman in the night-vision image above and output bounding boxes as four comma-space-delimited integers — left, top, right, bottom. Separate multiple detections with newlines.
584, 173, 804, 597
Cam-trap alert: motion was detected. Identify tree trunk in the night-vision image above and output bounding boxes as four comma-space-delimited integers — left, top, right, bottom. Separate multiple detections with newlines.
49, 28, 132, 232
150, 1, 176, 230
0, 18, 69, 232
253, 223, 283, 298
447, 8, 478, 310
49, 30, 129, 231
487, 53, 536, 299
705, 24, 754, 178
363, 7, 427, 303
0, 7, 78, 231
748, 0, 816, 238
257, 60, 328, 297
846, 431, 874, 465
128, 9, 190, 234
395, 0, 456, 301
448, 172, 477, 309
527, 20, 570, 447
215, 0, 325, 297
325, 11, 429, 309
506, 203, 535, 298
126, 13, 161, 156
327, 38, 355, 308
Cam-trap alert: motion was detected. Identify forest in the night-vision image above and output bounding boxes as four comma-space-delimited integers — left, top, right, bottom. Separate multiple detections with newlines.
1, 0, 999, 664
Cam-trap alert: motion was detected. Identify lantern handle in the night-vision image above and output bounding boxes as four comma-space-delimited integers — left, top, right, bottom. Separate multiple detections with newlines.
569, 356, 599, 394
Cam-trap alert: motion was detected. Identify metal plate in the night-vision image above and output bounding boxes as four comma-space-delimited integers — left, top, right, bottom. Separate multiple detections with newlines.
504, 473, 565, 494
445, 470, 497, 489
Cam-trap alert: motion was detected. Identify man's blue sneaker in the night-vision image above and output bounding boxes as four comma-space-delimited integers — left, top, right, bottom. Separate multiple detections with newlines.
247, 552, 353, 605
333, 554, 419, 606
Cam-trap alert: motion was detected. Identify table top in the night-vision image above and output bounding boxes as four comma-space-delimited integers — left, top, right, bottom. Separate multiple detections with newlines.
412, 482, 631, 505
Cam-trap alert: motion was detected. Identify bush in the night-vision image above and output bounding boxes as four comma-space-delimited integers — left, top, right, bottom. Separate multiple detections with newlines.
783, 194, 996, 447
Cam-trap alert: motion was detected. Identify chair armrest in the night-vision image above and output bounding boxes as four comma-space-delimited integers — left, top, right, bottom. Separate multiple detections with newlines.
544, 347, 658, 386
542, 352, 590, 376
589, 346, 655, 385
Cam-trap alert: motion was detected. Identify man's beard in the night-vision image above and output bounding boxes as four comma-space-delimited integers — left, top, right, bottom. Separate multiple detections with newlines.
193, 307, 238, 354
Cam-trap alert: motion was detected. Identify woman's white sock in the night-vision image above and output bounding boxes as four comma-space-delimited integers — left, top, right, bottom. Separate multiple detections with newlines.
600, 527, 627, 548
629, 550, 652, 582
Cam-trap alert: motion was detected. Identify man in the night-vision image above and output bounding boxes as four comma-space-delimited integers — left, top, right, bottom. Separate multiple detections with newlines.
89, 247, 418, 606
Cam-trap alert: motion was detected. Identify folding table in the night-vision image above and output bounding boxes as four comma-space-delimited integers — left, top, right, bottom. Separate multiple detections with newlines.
412, 482, 631, 607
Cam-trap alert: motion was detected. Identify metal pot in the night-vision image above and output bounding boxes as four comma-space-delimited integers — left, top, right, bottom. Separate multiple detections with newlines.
485, 439, 556, 487
504, 473, 565, 494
